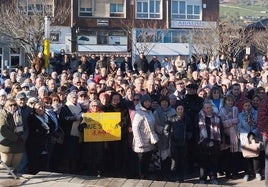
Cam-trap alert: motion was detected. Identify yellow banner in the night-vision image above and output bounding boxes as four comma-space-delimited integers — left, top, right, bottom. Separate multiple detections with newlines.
43, 39, 50, 68
83, 112, 121, 142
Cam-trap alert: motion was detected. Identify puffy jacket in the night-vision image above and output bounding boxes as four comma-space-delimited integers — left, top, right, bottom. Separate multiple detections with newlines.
132, 104, 155, 153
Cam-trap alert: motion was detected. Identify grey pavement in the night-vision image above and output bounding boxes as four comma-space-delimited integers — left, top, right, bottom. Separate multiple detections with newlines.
0, 169, 265, 187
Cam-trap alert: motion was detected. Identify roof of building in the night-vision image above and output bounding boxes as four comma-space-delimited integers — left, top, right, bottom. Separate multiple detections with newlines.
246, 18, 268, 30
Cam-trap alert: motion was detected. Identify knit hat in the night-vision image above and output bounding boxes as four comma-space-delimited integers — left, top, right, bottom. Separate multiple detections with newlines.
140, 94, 151, 104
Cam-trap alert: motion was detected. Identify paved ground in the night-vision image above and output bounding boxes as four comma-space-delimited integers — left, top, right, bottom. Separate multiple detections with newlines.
0, 169, 265, 186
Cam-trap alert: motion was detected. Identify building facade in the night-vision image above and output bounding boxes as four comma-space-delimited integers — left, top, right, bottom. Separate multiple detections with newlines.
71, 0, 219, 61
0, 0, 220, 71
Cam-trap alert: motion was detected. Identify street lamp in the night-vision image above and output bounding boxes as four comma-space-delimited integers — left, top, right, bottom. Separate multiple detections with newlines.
44, 16, 51, 69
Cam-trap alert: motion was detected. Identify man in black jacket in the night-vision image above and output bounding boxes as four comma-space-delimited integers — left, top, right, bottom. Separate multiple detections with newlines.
134, 52, 149, 74
183, 83, 204, 174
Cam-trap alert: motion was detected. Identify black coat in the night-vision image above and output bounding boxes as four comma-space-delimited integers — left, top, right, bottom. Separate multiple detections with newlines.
134, 56, 149, 74
26, 113, 56, 154
166, 115, 193, 146
183, 94, 203, 141
149, 59, 161, 72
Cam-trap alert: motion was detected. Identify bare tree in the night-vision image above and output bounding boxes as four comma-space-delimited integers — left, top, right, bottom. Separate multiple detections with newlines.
121, 19, 167, 56
191, 20, 253, 59
250, 29, 268, 55
0, 0, 70, 60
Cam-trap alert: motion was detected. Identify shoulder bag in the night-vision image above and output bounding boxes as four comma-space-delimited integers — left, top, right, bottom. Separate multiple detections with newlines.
144, 117, 159, 145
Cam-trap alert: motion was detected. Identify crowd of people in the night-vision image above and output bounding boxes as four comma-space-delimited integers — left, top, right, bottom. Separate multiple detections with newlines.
0, 50, 268, 186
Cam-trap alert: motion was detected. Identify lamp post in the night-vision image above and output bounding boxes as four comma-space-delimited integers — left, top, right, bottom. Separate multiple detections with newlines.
44, 16, 51, 69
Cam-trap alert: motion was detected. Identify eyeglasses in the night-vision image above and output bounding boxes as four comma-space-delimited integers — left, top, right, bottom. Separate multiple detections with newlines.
9, 104, 17, 107
76, 82, 81, 84
80, 95, 86, 97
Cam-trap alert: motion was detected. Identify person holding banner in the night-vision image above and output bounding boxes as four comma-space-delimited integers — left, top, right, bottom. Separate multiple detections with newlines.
79, 99, 105, 177
104, 92, 131, 177
132, 94, 156, 179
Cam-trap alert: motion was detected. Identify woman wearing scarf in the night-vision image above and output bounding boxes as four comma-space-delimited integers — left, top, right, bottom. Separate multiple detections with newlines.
59, 91, 82, 174
198, 101, 221, 185
0, 98, 24, 173
238, 99, 262, 181
153, 95, 176, 180
26, 101, 56, 174
42, 96, 61, 172
219, 94, 240, 178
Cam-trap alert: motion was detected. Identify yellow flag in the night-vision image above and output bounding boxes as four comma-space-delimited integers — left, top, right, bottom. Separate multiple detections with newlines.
43, 39, 50, 68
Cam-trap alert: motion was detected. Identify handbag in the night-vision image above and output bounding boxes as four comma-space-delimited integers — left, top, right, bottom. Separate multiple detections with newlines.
241, 122, 260, 158
144, 117, 159, 145
241, 139, 260, 158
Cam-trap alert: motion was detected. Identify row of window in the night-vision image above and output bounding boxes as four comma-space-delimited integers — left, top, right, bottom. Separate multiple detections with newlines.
0, 48, 21, 70
17, 0, 54, 16
14, 0, 202, 20
76, 29, 196, 45
77, 31, 127, 45
79, 0, 201, 20
136, 29, 191, 43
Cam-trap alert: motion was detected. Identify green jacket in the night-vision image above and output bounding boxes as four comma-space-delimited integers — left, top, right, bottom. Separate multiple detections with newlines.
0, 109, 25, 153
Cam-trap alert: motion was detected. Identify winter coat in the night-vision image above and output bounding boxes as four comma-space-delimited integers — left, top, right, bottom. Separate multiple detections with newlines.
257, 97, 268, 141
134, 56, 149, 73
198, 110, 221, 143
154, 106, 176, 151
165, 114, 193, 147
238, 108, 262, 146
0, 109, 25, 153
132, 103, 155, 153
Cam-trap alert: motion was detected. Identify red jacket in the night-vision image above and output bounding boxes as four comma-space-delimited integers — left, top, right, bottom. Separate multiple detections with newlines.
257, 97, 268, 141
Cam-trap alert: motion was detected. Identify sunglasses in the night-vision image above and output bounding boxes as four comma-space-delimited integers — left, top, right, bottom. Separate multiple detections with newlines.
134, 99, 140, 101
9, 104, 17, 107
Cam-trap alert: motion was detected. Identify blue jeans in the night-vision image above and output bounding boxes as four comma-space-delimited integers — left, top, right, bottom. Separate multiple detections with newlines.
17, 152, 28, 173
